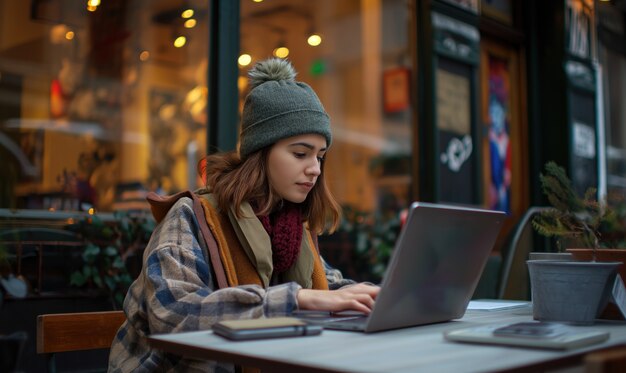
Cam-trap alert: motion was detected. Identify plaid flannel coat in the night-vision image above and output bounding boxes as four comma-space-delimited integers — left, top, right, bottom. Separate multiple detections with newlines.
108, 197, 353, 372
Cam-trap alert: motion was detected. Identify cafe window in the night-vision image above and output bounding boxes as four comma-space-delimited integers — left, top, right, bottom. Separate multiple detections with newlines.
0, 0, 414, 219
597, 1, 626, 197
0, 0, 209, 212
239, 0, 414, 218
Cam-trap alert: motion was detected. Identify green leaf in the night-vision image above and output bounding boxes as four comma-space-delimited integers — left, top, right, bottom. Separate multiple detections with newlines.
93, 273, 103, 288
119, 216, 130, 232
83, 244, 100, 263
104, 246, 118, 257
142, 220, 156, 233
114, 292, 125, 308
70, 271, 86, 286
102, 226, 114, 239
120, 273, 133, 285
105, 276, 116, 291
112, 256, 125, 269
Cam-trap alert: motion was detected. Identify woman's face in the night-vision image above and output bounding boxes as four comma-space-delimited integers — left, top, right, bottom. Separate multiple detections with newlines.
267, 134, 327, 204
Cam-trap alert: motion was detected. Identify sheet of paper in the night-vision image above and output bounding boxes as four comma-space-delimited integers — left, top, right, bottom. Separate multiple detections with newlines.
467, 299, 531, 311
611, 274, 626, 318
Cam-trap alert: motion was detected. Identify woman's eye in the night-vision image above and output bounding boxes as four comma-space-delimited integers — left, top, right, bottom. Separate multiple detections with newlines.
294, 152, 306, 159
317, 156, 325, 163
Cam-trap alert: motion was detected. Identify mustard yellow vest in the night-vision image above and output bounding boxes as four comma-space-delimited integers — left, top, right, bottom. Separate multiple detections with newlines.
197, 193, 329, 290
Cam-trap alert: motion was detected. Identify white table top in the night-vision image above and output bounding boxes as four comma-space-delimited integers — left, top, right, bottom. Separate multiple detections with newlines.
149, 304, 626, 373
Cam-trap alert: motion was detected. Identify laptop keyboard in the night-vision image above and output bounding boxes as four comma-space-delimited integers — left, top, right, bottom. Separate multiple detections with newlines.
317, 315, 365, 323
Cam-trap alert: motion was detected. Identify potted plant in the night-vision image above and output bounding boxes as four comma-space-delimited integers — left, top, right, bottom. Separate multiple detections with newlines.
65, 211, 154, 308
565, 191, 626, 270
527, 162, 624, 324
318, 205, 402, 283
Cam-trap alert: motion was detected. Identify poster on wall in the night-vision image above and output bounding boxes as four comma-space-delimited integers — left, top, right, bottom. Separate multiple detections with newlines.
436, 59, 476, 204
437, 68, 470, 134
487, 56, 512, 213
383, 67, 410, 113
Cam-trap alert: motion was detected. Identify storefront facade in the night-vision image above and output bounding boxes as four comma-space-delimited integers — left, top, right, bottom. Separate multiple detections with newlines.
1, 0, 624, 228
1, 1, 625, 370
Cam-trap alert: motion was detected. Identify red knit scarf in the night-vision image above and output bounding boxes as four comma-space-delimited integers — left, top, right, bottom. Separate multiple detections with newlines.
257, 203, 303, 273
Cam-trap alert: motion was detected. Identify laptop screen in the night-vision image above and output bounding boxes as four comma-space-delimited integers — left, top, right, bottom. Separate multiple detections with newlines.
364, 202, 505, 332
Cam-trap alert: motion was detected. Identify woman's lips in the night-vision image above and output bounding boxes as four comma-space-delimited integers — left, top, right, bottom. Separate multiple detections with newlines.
297, 182, 314, 190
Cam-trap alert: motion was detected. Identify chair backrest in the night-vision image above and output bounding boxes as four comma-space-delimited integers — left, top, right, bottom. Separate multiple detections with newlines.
585, 345, 626, 372
0, 331, 27, 373
37, 310, 126, 354
0, 228, 84, 294
497, 207, 552, 300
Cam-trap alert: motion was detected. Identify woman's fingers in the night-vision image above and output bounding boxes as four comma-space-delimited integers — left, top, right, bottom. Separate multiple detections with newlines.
343, 283, 380, 299
339, 284, 380, 311
354, 293, 376, 310
296, 283, 381, 313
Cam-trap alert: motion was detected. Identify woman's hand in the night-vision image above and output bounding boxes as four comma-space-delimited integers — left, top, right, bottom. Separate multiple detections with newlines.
296, 283, 380, 314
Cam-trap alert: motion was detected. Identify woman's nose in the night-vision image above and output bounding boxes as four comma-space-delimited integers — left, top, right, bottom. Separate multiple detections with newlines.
306, 159, 321, 176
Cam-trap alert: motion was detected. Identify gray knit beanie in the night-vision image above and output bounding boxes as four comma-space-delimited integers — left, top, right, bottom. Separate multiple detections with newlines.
239, 58, 331, 158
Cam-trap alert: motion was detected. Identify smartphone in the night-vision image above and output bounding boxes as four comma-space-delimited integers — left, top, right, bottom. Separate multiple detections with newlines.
212, 317, 323, 341
493, 322, 566, 339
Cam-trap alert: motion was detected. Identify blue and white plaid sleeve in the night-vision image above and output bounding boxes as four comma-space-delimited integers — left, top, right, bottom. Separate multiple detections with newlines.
322, 257, 357, 290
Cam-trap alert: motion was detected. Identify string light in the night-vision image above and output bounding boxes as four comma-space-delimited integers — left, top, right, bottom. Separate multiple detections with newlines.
181, 9, 194, 18
273, 47, 289, 58
65, 31, 75, 40
238, 54, 252, 66
86, 0, 99, 12
184, 19, 196, 28
139, 50, 150, 61
174, 36, 187, 48
307, 34, 322, 46
238, 76, 248, 92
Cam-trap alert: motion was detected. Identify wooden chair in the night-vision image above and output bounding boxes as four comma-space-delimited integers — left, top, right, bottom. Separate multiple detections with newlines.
36, 310, 126, 373
585, 345, 626, 372
497, 206, 552, 300
0, 331, 27, 372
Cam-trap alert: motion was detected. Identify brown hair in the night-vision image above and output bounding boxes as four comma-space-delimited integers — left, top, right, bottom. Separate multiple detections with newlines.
198, 149, 341, 234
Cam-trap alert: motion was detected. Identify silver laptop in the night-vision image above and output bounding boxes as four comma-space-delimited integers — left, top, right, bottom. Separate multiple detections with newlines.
295, 202, 506, 333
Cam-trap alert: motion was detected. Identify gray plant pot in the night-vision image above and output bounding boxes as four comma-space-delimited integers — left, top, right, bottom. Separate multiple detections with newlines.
528, 252, 574, 261
527, 260, 621, 324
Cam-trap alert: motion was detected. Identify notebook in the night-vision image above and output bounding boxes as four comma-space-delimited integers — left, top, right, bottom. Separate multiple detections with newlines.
295, 202, 506, 333
444, 322, 610, 350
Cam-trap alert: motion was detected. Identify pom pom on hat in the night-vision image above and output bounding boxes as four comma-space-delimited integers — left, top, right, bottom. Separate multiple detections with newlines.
239, 58, 331, 159
248, 58, 297, 90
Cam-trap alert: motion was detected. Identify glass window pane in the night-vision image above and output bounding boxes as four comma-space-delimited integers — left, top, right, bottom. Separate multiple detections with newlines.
599, 45, 626, 193
0, 0, 208, 211
239, 0, 413, 218
240, 0, 412, 281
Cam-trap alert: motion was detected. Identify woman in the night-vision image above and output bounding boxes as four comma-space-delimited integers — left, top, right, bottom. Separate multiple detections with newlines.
108, 58, 379, 372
